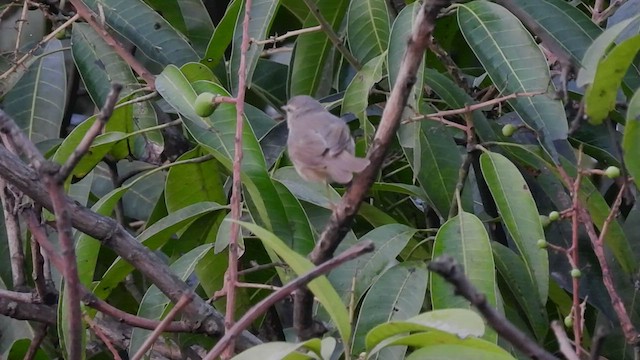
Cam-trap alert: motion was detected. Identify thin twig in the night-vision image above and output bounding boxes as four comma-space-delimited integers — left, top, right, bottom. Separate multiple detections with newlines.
0, 288, 35, 302
569, 148, 583, 350
551, 321, 580, 360
222, 0, 253, 357
131, 294, 194, 360
57, 83, 122, 182
67, 0, 155, 88
24, 324, 48, 360
84, 315, 123, 360
252, 25, 322, 45
428, 256, 558, 360
301, 0, 361, 70
13, 0, 29, 61
236, 282, 281, 291
0, 175, 25, 288
204, 241, 375, 360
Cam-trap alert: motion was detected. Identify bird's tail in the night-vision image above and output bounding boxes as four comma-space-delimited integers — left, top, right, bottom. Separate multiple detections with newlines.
327, 152, 370, 184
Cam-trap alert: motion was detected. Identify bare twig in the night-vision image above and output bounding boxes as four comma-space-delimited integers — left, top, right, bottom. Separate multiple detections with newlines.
24, 324, 48, 360
0, 176, 25, 288
294, 0, 452, 340
57, 83, 123, 182
0, 288, 35, 303
131, 294, 194, 360
301, 0, 361, 70
569, 148, 584, 350
222, 0, 253, 357
593, 0, 627, 24
551, 321, 580, 360
67, 0, 155, 88
84, 315, 123, 360
13, 1, 29, 61
30, 231, 49, 302
252, 25, 322, 45
204, 241, 375, 360
428, 256, 558, 360
0, 296, 56, 324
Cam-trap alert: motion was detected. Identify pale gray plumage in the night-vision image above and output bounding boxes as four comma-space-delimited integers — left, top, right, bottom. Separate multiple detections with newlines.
283, 95, 370, 184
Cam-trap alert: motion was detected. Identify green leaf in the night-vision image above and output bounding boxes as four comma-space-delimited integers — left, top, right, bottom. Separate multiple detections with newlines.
93, 202, 224, 298
458, 1, 567, 157
492, 242, 548, 341
329, 224, 418, 306
202, 0, 242, 68
387, 2, 420, 87
479, 152, 548, 301
365, 309, 485, 352
290, 0, 349, 96
2, 40, 65, 144
624, 88, 640, 188
129, 244, 212, 354
165, 147, 226, 212
82, 0, 198, 66
352, 262, 428, 356
346, 0, 391, 64
232, 339, 322, 360
406, 341, 515, 360
230, 0, 280, 93
584, 34, 640, 124
71, 23, 162, 149
238, 221, 351, 346
431, 211, 498, 342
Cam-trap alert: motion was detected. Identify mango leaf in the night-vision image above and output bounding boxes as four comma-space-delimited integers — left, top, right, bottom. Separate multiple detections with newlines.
290, 0, 349, 96
458, 1, 568, 158
238, 221, 351, 346
2, 40, 65, 144
352, 262, 428, 357
492, 243, 548, 341
365, 309, 485, 352
129, 244, 212, 354
369, 332, 515, 360
431, 211, 497, 342
202, 0, 242, 68
232, 339, 322, 360
406, 341, 515, 360
71, 23, 162, 150
230, 0, 280, 93
82, 0, 198, 66
92, 202, 225, 298
346, 0, 391, 64
328, 224, 418, 306
479, 152, 548, 302
584, 34, 640, 124
624, 88, 640, 188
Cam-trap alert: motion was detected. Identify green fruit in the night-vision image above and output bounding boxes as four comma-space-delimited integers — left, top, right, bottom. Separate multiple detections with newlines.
564, 315, 573, 328
537, 239, 547, 249
55, 29, 67, 40
571, 269, 581, 278
501, 124, 517, 137
548, 211, 560, 222
539, 215, 550, 228
194, 92, 217, 117
604, 166, 621, 179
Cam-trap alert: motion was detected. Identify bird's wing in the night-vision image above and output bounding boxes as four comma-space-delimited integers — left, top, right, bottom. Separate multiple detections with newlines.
323, 122, 354, 157
288, 129, 329, 167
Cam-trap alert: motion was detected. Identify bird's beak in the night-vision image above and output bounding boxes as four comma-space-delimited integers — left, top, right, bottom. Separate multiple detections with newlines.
281, 105, 290, 112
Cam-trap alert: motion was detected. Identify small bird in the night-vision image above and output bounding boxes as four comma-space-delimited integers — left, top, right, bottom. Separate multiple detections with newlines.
282, 95, 370, 184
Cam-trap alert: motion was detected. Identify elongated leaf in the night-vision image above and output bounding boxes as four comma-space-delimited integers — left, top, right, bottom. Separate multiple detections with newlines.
458, 1, 567, 157
624, 88, 640, 188
232, 339, 322, 360
365, 309, 485, 352
329, 224, 418, 306
290, 0, 349, 96
93, 202, 224, 298
238, 221, 351, 346
584, 34, 640, 124
480, 152, 548, 301
431, 211, 497, 342
347, 0, 391, 64
202, 0, 242, 68
82, 0, 198, 66
352, 262, 427, 358
129, 244, 211, 354
492, 243, 548, 340
71, 23, 162, 150
230, 0, 280, 93
406, 342, 515, 360
2, 40, 65, 144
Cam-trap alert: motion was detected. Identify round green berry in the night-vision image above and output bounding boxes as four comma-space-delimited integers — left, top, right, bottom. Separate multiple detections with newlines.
564, 315, 573, 328
194, 92, 217, 117
537, 239, 547, 249
55, 29, 67, 40
571, 268, 581, 278
548, 211, 560, 222
604, 166, 621, 179
501, 124, 517, 137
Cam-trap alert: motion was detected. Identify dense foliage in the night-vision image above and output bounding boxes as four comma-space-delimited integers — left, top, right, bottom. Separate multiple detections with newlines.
1, 0, 640, 359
